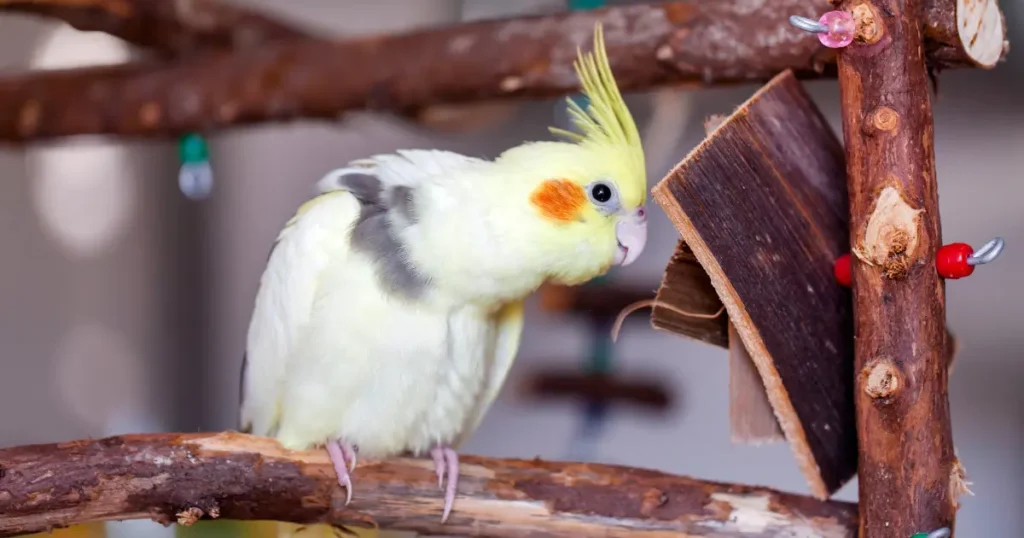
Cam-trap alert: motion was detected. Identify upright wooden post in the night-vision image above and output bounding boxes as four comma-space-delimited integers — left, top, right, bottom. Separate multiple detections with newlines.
832, 0, 971, 535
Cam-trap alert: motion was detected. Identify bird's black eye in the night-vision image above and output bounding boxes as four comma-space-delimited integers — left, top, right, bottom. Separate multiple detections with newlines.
591, 183, 613, 203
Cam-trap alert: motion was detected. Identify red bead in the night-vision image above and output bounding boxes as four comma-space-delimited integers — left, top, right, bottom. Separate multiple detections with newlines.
936, 243, 975, 279
834, 253, 852, 286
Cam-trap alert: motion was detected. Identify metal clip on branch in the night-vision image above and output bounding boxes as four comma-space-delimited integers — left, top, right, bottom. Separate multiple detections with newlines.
789, 12, 855, 48
832, 237, 1005, 286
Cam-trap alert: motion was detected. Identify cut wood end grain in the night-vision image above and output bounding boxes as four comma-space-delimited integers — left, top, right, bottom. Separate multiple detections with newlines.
851, 2, 884, 44
865, 106, 900, 135
861, 358, 903, 400
957, 0, 1007, 68
857, 185, 924, 278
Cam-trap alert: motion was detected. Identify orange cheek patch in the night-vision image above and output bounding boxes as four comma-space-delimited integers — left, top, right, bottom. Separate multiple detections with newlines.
530, 179, 586, 222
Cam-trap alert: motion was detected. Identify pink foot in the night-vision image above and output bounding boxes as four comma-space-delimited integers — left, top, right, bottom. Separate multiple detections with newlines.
429, 445, 460, 523
326, 439, 358, 505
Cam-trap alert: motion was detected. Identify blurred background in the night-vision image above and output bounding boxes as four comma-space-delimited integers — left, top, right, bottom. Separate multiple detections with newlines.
0, 0, 1021, 536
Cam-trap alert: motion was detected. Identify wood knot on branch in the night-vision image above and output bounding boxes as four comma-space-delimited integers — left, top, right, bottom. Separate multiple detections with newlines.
865, 106, 899, 135
176, 504, 220, 526
176, 507, 204, 526
882, 230, 912, 279
851, 2, 883, 44
639, 488, 669, 515
862, 359, 902, 399
855, 185, 923, 279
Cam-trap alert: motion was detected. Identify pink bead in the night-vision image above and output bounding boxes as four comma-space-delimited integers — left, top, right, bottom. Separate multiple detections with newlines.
817, 10, 855, 48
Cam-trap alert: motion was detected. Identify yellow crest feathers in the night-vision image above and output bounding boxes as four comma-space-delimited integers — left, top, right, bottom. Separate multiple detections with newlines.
549, 23, 645, 190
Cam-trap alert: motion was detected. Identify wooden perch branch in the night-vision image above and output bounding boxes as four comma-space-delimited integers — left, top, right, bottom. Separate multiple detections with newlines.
0, 0, 311, 57
0, 432, 858, 537
0, 0, 1005, 143
834, 0, 967, 535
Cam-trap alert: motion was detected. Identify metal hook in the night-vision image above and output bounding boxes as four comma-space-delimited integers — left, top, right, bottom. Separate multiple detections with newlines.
925, 528, 951, 538
966, 237, 1005, 266
789, 15, 828, 34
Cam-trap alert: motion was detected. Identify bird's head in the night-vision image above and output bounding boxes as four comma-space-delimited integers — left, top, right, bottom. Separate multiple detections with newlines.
495, 23, 648, 286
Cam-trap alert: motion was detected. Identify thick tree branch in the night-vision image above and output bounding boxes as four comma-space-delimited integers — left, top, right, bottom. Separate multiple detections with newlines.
0, 432, 858, 537
0, 0, 311, 58
834, 0, 969, 536
0, 0, 1005, 143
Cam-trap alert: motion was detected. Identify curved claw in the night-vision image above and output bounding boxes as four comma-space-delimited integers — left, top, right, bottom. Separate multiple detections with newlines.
339, 473, 353, 506
430, 446, 460, 523
326, 440, 356, 505
967, 237, 1004, 266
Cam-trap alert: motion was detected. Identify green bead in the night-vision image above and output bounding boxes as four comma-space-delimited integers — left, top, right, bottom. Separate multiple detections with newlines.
569, 0, 605, 10
911, 534, 929, 538
178, 132, 209, 164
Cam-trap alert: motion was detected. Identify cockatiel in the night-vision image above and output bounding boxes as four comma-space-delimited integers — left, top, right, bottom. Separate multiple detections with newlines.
239, 23, 647, 527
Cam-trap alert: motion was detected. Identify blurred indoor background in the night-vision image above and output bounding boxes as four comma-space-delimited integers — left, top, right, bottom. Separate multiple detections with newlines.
0, 0, 1021, 536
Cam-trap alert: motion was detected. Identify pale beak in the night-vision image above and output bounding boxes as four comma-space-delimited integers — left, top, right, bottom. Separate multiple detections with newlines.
613, 206, 648, 266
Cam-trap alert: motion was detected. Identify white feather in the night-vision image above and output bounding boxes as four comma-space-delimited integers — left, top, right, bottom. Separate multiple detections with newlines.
240, 190, 357, 437
455, 300, 525, 448
243, 150, 526, 457
316, 149, 485, 193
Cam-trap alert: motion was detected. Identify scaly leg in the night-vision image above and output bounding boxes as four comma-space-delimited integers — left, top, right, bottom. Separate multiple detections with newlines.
326, 439, 358, 505
429, 445, 460, 523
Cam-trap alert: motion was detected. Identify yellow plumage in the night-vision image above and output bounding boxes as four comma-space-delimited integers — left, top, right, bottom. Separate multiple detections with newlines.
549, 23, 646, 206
240, 22, 647, 534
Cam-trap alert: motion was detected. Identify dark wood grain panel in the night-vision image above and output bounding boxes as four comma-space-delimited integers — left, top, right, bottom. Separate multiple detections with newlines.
652, 70, 855, 498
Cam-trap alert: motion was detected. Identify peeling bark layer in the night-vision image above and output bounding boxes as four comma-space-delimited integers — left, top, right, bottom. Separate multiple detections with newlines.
0, 432, 858, 537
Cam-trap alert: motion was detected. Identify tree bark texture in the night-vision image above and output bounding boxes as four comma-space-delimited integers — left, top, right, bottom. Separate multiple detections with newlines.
0, 0, 311, 58
0, 0, 1005, 143
0, 432, 860, 538
834, 0, 964, 536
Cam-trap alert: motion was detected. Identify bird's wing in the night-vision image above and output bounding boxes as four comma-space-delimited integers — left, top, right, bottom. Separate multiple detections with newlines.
243, 149, 481, 440
317, 149, 486, 194
239, 190, 359, 437
454, 299, 526, 448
